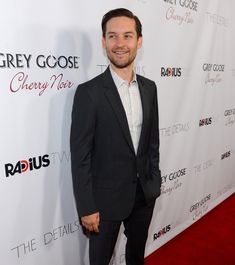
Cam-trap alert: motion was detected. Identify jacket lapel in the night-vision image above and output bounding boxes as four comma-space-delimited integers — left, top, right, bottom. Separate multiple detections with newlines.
103, 68, 135, 153
137, 76, 149, 156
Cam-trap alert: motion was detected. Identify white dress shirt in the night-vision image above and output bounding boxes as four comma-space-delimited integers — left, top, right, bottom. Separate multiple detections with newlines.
110, 66, 143, 154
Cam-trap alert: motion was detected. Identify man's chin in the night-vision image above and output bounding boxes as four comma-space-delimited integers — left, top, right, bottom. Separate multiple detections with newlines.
113, 64, 129, 69
110, 60, 134, 69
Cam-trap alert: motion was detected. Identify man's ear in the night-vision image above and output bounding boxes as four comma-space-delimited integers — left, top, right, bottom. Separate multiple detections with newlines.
102, 37, 106, 49
137, 36, 143, 49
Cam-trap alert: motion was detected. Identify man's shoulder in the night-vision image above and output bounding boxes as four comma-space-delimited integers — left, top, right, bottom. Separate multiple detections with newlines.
137, 74, 157, 92
74, 72, 106, 101
137, 74, 156, 85
77, 67, 112, 93
79, 72, 104, 89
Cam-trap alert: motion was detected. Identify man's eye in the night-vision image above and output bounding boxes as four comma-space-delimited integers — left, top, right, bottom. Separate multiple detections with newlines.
108, 35, 115, 39
125, 35, 132, 39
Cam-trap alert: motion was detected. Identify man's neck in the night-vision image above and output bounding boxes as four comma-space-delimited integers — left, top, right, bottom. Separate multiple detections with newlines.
110, 64, 134, 83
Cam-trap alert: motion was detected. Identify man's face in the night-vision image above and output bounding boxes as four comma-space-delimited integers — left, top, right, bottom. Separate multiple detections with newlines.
102, 16, 142, 69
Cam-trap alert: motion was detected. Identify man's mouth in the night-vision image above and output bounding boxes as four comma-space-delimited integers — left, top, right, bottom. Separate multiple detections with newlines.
113, 50, 128, 55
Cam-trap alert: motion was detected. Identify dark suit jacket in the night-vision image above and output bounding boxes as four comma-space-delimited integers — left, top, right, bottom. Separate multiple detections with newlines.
70, 67, 161, 221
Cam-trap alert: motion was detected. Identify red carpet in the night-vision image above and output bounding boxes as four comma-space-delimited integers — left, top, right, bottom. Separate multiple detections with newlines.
145, 194, 235, 265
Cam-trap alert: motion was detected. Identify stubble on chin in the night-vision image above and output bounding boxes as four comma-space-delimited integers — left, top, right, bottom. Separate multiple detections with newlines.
107, 54, 136, 69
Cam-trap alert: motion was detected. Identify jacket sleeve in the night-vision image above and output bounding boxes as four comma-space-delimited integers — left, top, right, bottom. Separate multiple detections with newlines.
70, 85, 98, 217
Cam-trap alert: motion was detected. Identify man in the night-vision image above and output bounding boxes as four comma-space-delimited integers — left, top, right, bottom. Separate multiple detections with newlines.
70, 8, 161, 265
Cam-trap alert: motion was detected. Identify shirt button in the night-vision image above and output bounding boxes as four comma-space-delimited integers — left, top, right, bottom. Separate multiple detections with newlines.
137, 173, 140, 178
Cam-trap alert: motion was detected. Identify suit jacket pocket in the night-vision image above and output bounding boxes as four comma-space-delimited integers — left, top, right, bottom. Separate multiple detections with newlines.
142, 169, 161, 202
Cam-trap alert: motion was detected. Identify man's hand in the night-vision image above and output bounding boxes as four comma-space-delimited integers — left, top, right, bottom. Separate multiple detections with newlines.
81, 212, 100, 233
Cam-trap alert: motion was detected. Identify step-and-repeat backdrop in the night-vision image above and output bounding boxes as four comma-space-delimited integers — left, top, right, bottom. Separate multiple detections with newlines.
0, 0, 234, 264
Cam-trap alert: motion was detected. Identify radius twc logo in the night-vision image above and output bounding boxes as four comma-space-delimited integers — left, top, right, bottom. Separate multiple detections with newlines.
199, 117, 212, 127
153, 224, 171, 240
4, 154, 50, 177
161, 67, 181, 77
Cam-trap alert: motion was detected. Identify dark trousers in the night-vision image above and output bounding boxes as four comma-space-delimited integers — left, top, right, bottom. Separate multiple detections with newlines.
89, 180, 155, 265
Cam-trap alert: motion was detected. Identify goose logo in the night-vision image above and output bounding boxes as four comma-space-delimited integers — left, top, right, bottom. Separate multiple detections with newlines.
4, 154, 50, 177
0, 53, 79, 69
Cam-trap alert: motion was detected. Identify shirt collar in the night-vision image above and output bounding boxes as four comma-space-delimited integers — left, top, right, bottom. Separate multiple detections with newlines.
109, 65, 137, 88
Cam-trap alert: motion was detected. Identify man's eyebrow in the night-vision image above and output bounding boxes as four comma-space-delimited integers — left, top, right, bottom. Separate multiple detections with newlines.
124, 31, 135, 34
106, 31, 135, 35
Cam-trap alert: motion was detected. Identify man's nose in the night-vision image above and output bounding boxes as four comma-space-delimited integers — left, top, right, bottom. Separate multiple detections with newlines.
115, 36, 125, 47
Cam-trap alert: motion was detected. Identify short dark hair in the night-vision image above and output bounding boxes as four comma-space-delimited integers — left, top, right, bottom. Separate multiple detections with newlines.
101, 8, 142, 38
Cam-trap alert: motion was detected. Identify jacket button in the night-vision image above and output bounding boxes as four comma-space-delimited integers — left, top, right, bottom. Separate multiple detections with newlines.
137, 173, 140, 178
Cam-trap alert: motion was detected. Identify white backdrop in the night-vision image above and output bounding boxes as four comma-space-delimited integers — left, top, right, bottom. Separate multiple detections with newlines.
0, 0, 234, 264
